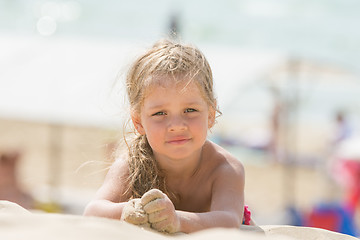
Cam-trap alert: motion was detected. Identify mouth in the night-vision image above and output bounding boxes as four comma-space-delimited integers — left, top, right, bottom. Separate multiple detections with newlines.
166, 138, 191, 145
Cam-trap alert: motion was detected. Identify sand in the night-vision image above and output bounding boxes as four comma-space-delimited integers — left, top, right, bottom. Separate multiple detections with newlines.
0, 200, 357, 240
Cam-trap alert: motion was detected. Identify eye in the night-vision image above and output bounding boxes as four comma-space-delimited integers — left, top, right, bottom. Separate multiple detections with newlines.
152, 111, 166, 116
185, 108, 197, 113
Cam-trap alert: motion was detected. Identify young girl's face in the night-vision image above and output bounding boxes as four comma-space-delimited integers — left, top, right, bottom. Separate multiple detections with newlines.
132, 76, 215, 162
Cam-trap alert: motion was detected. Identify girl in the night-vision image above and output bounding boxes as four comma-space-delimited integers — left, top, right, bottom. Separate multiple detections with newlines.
84, 39, 250, 233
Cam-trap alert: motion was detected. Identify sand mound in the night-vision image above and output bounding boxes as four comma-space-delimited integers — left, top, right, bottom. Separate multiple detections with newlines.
0, 201, 357, 240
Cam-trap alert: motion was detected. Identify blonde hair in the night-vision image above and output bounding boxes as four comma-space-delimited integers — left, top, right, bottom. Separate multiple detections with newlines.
124, 39, 220, 199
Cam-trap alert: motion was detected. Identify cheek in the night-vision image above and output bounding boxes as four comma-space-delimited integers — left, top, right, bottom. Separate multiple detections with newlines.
189, 116, 209, 132
145, 132, 165, 153
143, 122, 164, 142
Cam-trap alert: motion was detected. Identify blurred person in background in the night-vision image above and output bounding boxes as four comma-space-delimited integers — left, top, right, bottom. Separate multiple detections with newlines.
0, 150, 34, 209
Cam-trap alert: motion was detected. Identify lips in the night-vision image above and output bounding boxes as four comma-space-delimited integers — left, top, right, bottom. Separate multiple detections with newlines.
166, 137, 191, 145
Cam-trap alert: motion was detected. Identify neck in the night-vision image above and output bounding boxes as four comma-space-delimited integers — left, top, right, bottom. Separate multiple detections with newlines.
155, 148, 203, 181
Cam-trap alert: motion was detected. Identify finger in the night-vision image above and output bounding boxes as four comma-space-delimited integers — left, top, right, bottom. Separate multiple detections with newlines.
150, 219, 168, 232
148, 209, 167, 223
151, 220, 178, 233
164, 224, 178, 234
141, 189, 164, 206
143, 198, 166, 213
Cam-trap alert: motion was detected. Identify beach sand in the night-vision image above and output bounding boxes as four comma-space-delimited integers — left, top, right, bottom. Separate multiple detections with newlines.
0, 200, 357, 240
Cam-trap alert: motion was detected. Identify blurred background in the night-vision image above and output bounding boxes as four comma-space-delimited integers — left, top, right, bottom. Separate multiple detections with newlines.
1, 0, 360, 236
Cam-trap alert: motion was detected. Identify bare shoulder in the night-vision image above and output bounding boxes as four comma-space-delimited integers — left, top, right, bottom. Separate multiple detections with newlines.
94, 158, 130, 202
205, 140, 244, 177
105, 158, 130, 179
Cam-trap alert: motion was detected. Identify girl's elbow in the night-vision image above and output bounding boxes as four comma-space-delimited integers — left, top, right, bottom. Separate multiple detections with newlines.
228, 212, 242, 228
233, 218, 242, 229
83, 201, 99, 216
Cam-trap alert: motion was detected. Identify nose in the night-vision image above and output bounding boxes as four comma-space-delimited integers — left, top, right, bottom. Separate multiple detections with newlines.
168, 115, 187, 132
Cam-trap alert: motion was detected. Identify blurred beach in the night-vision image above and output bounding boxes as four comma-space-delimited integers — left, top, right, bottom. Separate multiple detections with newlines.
1, 0, 360, 234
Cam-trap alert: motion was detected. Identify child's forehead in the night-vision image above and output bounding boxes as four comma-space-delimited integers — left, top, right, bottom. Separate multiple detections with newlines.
142, 78, 206, 104
145, 75, 201, 94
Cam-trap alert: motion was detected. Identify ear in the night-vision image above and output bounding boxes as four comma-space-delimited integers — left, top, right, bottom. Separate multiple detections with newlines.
208, 106, 216, 129
131, 113, 145, 135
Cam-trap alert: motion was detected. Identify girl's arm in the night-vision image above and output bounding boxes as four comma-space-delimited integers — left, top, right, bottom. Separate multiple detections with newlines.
84, 199, 127, 219
178, 160, 245, 233
83, 159, 130, 219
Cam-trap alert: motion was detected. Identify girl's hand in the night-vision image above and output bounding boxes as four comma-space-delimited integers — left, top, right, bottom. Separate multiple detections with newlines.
141, 189, 180, 233
120, 198, 149, 226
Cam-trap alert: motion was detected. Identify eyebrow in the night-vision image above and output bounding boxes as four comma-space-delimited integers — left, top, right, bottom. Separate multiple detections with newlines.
146, 101, 203, 110
146, 104, 164, 110
184, 101, 203, 106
